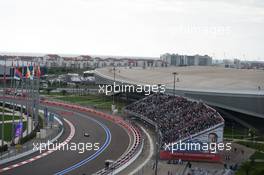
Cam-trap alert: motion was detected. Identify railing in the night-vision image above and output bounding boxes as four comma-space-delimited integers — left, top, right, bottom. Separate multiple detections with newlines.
124, 109, 157, 127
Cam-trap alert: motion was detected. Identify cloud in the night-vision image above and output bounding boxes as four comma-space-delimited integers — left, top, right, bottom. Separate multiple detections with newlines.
0, 0, 263, 59
159, 0, 264, 7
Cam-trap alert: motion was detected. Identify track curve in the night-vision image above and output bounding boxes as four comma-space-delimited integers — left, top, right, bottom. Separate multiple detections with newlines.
0, 99, 130, 175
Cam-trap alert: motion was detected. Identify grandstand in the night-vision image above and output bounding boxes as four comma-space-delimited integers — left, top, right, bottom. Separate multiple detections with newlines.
125, 93, 225, 162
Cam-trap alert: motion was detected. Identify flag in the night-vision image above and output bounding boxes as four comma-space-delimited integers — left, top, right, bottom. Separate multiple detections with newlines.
36, 65, 41, 78
14, 67, 23, 80
15, 121, 23, 137
25, 65, 31, 79
11, 60, 14, 76
44, 107, 48, 119
30, 65, 34, 80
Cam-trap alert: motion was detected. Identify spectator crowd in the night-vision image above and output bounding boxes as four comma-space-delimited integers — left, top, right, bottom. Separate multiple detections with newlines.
125, 94, 223, 144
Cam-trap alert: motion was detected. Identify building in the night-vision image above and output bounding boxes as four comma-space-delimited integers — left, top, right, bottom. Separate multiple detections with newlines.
0, 53, 163, 69
161, 53, 212, 66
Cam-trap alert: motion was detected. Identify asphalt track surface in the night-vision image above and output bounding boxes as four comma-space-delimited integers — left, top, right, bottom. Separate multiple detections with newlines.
1, 100, 130, 175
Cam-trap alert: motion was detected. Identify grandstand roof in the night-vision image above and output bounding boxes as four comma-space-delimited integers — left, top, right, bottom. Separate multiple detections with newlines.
96, 66, 264, 94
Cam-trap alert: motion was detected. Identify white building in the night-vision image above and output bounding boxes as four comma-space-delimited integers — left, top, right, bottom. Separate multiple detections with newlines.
161, 53, 212, 66
1, 54, 163, 69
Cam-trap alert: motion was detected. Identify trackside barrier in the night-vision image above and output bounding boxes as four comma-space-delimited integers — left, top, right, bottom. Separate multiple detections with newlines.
159, 151, 222, 162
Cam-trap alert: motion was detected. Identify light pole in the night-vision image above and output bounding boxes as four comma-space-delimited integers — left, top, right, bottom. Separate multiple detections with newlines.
172, 72, 178, 96
112, 66, 116, 111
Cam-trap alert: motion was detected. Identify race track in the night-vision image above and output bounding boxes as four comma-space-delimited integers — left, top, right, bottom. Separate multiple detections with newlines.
0, 100, 130, 175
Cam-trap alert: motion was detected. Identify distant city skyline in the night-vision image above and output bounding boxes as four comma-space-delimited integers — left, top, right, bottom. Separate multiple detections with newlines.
0, 0, 263, 60
1, 51, 263, 64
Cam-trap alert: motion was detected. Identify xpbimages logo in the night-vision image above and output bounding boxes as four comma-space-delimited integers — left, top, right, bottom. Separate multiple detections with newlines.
98, 82, 166, 95
164, 140, 232, 154
33, 141, 100, 154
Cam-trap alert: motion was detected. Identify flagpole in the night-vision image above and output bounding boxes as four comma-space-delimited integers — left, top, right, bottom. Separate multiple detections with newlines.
36, 62, 40, 128
31, 63, 38, 131
11, 60, 15, 144
1, 58, 7, 147
29, 61, 34, 135
19, 61, 25, 143
26, 62, 29, 136
31, 72, 34, 134
29, 63, 32, 135
12, 60, 16, 144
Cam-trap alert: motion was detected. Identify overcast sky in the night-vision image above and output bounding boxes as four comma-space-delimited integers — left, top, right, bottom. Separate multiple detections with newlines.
0, 0, 263, 60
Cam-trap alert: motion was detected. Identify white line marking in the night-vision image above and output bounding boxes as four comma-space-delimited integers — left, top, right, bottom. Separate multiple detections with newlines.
0, 118, 75, 172
128, 126, 154, 175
